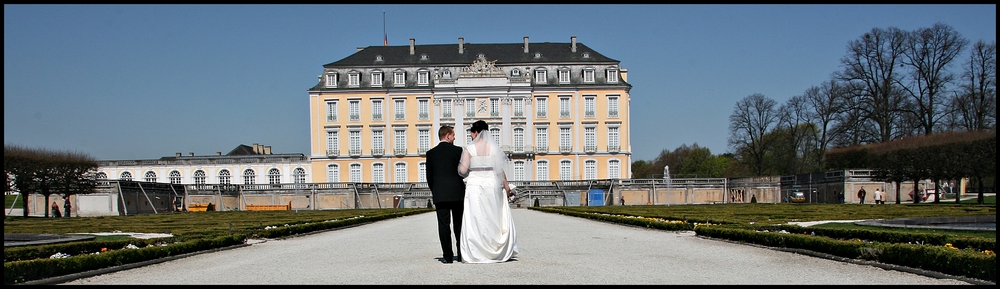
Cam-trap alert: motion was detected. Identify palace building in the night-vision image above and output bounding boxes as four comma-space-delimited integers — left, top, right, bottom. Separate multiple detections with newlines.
308, 36, 632, 183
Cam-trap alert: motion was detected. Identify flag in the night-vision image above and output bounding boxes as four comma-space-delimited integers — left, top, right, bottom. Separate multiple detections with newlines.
384, 34, 388, 46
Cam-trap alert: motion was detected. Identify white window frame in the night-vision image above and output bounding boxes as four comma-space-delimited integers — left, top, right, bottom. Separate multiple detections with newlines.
169, 170, 181, 184
268, 168, 281, 184
145, 171, 157, 182
218, 169, 230, 184
513, 161, 525, 181
326, 131, 339, 156
466, 98, 476, 117
418, 99, 429, 120
372, 129, 384, 155
325, 73, 338, 88
513, 98, 524, 117
559, 127, 572, 152
559, 160, 572, 180
393, 71, 405, 87
394, 128, 407, 154
558, 69, 570, 83
418, 162, 427, 182
394, 162, 407, 183
490, 98, 500, 117
417, 70, 429, 86
513, 128, 524, 152
536, 160, 549, 181
243, 169, 255, 185
349, 130, 362, 156
194, 170, 206, 185
584, 96, 595, 118
606, 68, 618, 83
583, 69, 595, 83
584, 127, 596, 152
348, 72, 360, 87
349, 163, 362, 182
372, 163, 385, 183
371, 71, 383, 87
418, 128, 430, 154
609, 96, 620, 117
585, 160, 597, 180
394, 99, 405, 120
608, 126, 620, 152
609, 159, 621, 179
349, 100, 360, 121
535, 127, 548, 153
536, 97, 547, 118
534, 69, 547, 84
372, 99, 383, 121
559, 97, 571, 118
443, 99, 453, 118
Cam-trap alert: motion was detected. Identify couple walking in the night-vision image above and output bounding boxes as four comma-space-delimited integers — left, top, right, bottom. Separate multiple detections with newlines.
425, 120, 518, 264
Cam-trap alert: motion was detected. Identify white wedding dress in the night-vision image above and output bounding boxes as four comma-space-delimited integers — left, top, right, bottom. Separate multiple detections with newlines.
458, 142, 518, 263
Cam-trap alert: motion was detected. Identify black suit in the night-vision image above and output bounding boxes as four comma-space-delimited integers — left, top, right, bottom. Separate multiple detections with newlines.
425, 140, 466, 262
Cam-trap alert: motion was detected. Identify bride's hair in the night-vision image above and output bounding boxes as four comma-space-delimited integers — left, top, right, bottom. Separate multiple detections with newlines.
470, 120, 488, 133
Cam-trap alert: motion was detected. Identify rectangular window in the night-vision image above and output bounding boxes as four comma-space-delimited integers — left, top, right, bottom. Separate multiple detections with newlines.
348, 73, 359, 87
418, 99, 429, 120
349, 100, 360, 121
559, 127, 572, 153
609, 96, 619, 117
372, 99, 383, 121
326, 101, 337, 122
536, 161, 549, 181
584, 70, 594, 83
559, 97, 571, 118
513, 161, 525, 181
608, 127, 620, 152
513, 98, 524, 117
393, 71, 405, 87
325, 73, 338, 88
350, 164, 362, 182
372, 130, 384, 155
584, 127, 595, 152
466, 98, 476, 117
349, 131, 362, 156
394, 129, 406, 155
513, 128, 524, 152
490, 98, 499, 117
394, 99, 405, 120
371, 72, 383, 87
535, 127, 548, 153
326, 131, 339, 156
418, 71, 429, 86
536, 97, 547, 118
418, 129, 430, 155
558, 70, 569, 83
584, 96, 595, 118
606, 69, 618, 83
534, 70, 546, 84
443, 99, 453, 118
559, 160, 572, 180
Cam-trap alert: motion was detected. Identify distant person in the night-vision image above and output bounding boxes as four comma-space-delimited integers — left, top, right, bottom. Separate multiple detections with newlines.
873, 188, 884, 204
63, 197, 72, 217
857, 187, 867, 204
51, 201, 62, 218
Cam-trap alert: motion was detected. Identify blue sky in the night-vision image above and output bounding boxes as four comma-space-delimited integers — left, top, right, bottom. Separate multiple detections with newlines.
4, 4, 996, 162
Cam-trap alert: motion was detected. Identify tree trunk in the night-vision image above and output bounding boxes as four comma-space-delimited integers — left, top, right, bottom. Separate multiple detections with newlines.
895, 181, 901, 204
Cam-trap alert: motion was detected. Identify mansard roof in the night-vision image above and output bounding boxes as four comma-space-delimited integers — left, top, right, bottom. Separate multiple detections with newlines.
323, 41, 619, 68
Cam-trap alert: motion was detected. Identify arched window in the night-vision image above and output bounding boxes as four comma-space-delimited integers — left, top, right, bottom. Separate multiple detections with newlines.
349, 163, 362, 182
218, 169, 231, 184
144, 171, 157, 182
327, 164, 340, 183
243, 169, 256, 184
120, 171, 132, 181
268, 168, 281, 184
96, 172, 108, 179
169, 170, 182, 184
194, 170, 206, 185
293, 168, 306, 184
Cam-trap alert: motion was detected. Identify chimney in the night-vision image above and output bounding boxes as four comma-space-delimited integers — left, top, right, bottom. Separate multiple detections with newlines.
189, 152, 194, 156
216, 152, 222, 156
571, 36, 577, 53
523, 36, 529, 53
176, 152, 182, 157
253, 143, 260, 154
357, 47, 364, 52
410, 38, 415, 55
458, 37, 464, 54
264, 146, 272, 154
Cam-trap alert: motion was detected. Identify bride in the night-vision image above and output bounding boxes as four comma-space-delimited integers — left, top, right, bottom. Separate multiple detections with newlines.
458, 120, 518, 263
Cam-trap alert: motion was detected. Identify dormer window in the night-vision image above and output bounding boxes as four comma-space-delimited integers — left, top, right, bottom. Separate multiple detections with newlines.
558, 68, 570, 84
442, 69, 452, 79
582, 52, 590, 59
348, 71, 360, 87
393, 70, 405, 87
371, 71, 383, 87
606, 68, 618, 83
534, 68, 547, 84
511, 69, 521, 77
534, 52, 542, 59
583, 68, 595, 83
419, 53, 429, 61
375, 55, 384, 62
325, 72, 338, 88
417, 69, 429, 86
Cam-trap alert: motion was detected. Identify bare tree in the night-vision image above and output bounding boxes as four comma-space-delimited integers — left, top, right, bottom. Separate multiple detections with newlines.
836, 26, 911, 144
948, 40, 997, 131
775, 95, 820, 174
729, 93, 779, 176
804, 80, 850, 168
899, 23, 969, 136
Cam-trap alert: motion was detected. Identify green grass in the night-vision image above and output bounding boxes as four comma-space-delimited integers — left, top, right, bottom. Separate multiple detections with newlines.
5, 194, 23, 209
812, 222, 996, 239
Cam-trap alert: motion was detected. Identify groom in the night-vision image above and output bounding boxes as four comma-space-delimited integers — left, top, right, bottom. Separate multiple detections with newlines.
425, 125, 466, 264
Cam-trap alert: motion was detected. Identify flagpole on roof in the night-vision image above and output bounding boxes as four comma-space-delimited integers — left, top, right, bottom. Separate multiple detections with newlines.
383, 10, 387, 46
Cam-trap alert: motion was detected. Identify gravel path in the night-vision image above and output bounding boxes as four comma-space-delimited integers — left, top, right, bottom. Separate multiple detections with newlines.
60, 208, 976, 285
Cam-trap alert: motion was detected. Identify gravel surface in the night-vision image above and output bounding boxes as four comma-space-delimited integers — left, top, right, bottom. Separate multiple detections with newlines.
60, 209, 977, 285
